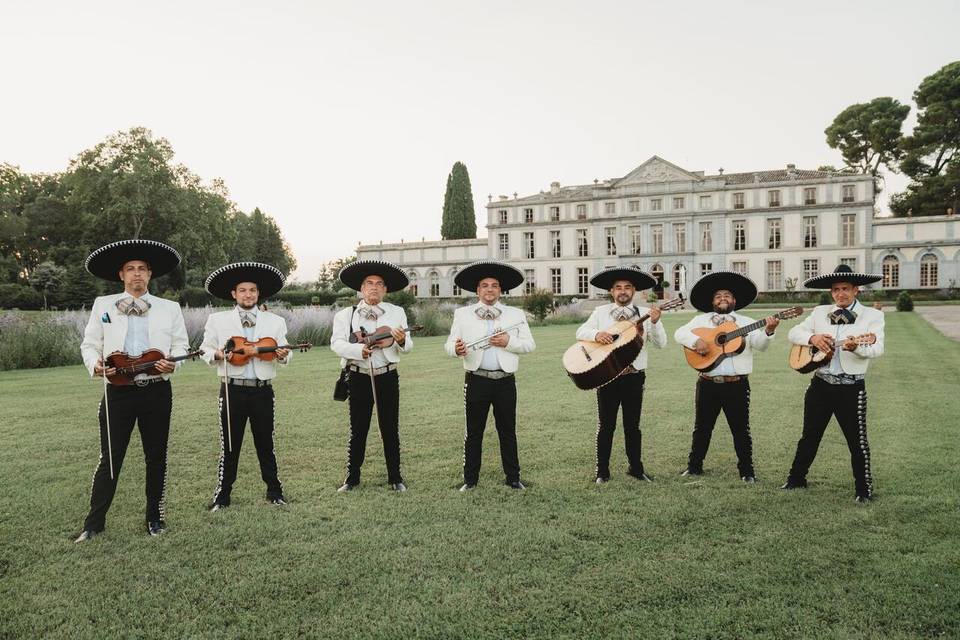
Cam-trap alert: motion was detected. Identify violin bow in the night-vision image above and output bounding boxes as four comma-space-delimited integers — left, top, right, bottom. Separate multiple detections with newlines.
100, 349, 115, 479
219, 346, 233, 453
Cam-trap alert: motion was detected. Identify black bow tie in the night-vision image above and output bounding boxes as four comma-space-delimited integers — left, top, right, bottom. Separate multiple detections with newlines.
829, 308, 857, 325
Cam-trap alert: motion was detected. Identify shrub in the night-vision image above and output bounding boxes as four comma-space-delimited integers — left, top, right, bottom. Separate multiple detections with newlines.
819, 292, 832, 305
896, 291, 914, 312
0, 284, 43, 310
385, 289, 417, 311
523, 288, 555, 323
179, 286, 214, 308
412, 302, 453, 337
0, 312, 84, 370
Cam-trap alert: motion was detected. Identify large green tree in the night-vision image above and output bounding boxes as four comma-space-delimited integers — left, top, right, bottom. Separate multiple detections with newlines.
890, 61, 960, 217
440, 161, 477, 239
825, 97, 910, 195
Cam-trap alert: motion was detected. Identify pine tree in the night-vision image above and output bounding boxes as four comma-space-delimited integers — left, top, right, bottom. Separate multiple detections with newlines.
440, 161, 477, 239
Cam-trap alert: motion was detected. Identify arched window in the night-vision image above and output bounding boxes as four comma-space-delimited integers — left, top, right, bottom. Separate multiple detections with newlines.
650, 263, 665, 299
920, 253, 938, 287
407, 271, 418, 297
673, 264, 687, 292
428, 271, 440, 297
450, 269, 461, 296
881, 256, 899, 288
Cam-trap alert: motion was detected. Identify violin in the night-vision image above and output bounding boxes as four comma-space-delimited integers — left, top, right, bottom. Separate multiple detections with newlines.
105, 348, 204, 385
349, 325, 424, 349
223, 336, 313, 366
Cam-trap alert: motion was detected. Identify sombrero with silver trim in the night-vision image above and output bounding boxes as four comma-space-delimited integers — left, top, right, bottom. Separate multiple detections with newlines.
454, 260, 524, 294
338, 259, 409, 292
590, 266, 657, 292
205, 262, 286, 300
84, 239, 181, 281
688, 270, 758, 312
803, 264, 882, 289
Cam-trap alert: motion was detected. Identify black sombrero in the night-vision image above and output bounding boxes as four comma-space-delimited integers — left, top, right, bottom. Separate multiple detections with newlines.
590, 266, 657, 292
205, 262, 286, 300
454, 260, 524, 294
84, 239, 181, 281
803, 264, 882, 289
689, 271, 758, 312
338, 259, 409, 292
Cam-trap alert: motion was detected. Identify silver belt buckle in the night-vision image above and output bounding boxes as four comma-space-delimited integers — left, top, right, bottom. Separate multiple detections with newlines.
135, 378, 150, 387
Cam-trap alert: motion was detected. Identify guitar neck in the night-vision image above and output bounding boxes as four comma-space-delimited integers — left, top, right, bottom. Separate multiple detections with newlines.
725, 318, 768, 340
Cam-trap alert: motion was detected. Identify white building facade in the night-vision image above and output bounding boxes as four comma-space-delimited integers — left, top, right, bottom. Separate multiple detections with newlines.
357, 157, 958, 298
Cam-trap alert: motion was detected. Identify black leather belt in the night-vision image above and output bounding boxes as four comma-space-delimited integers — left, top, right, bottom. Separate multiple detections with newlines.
699, 374, 745, 383
228, 378, 272, 387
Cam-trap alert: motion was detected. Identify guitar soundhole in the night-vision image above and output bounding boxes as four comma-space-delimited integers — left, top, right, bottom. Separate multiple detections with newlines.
715, 334, 727, 346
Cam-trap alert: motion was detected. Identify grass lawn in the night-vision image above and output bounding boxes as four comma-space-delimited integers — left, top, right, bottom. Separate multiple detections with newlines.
0, 310, 957, 639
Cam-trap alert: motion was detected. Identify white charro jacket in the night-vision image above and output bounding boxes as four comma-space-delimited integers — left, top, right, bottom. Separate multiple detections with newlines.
788, 301, 884, 375
200, 306, 292, 380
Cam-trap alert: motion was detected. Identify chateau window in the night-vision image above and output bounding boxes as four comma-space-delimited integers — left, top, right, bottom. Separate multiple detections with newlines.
731, 261, 747, 275
733, 220, 746, 251
524, 232, 535, 259
766, 260, 783, 290
699, 221, 712, 252
524, 208, 534, 223
699, 195, 712, 209
577, 229, 589, 257
498, 233, 509, 259
576, 204, 587, 219
841, 214, 856, 247
499, 210, 508, 224
920, 254, 938, 287
551, 230, 561, 258
629, 226, 641, 254
842, 185, 855, 203
700, 263, 712, 277
768, 190, 780, 207
882, 255, 899, 288
524, 269, 536, 294
733, 192, 745, 209
605, 227, 617, 256
628, 200, 640, 212
429, 271, 440, 297
550, 268, 561, 294
673, 197, 685, 210
804, 187, 817, 205
651, 224, 663, 254
650, 198, 662, 211
604, 202, 616, 215
803, 216, 818, 248
550, 206, 560, 222
767, 218, 781, 250
577, 268, 589, 295
803, 259, 819, 281
673, 223, 686, 253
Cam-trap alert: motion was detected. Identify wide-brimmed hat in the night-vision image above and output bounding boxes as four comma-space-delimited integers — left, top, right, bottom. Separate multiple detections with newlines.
590, 266, 657, 292
454, 260, 524, 294
84, 239, 181, 281
689, 271, 758, 312
205, 262, 286, 300
803, 264, 882, 289
338, 259, 409, 292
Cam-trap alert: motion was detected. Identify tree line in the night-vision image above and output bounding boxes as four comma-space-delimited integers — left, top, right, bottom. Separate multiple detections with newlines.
0, 127, 296, 309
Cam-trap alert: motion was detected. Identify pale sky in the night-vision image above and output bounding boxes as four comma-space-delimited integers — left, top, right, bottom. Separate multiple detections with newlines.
2, 1, 957, 282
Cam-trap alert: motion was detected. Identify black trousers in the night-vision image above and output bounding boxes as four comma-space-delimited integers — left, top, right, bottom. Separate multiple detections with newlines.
345, 369, 402, 485
84, 380, 172, 531
787, 376, 873, 497
212, 383, 283, 506
463, 373, 520, 485
687, 377, 754, 476
595, 371, 647, 479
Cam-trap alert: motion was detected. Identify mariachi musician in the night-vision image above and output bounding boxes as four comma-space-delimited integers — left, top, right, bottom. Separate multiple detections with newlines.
330, 259, 412, 492
673, 271, 778, 483
575, 266, 666, 484
201, 262, 291, 511
76, 240, 189, 542
781, 264, 884, 503
445, 260, 536, 491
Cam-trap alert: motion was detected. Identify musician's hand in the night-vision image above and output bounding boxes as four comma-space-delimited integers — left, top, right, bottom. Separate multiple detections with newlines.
862, 333, 876, 345
214, 349, 225, 361
765, 316, 780, 335
275, 348, 290, 360
154, 359, 176, 374
595, 331, 615, 345
94, 359, 116, 378
489, 332, 509, 348
361, 346, 373, 359
454, 338, 467, 357
391, 327, 406, 346
809, 334, 834, 353
649, 307, 661, 324
693, 338, 710, 355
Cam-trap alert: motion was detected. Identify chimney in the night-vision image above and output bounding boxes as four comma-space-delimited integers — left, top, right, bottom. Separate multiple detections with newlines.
550, 181, 561, 195
786, 163, 796, 171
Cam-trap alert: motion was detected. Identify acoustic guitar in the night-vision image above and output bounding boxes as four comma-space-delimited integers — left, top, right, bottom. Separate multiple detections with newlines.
683, 306, 803, 372
788, 334, 875, 373
563, 297, 685, 390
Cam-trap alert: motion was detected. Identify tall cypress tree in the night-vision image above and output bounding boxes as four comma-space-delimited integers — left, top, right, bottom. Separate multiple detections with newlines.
441, 161, 477, 239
